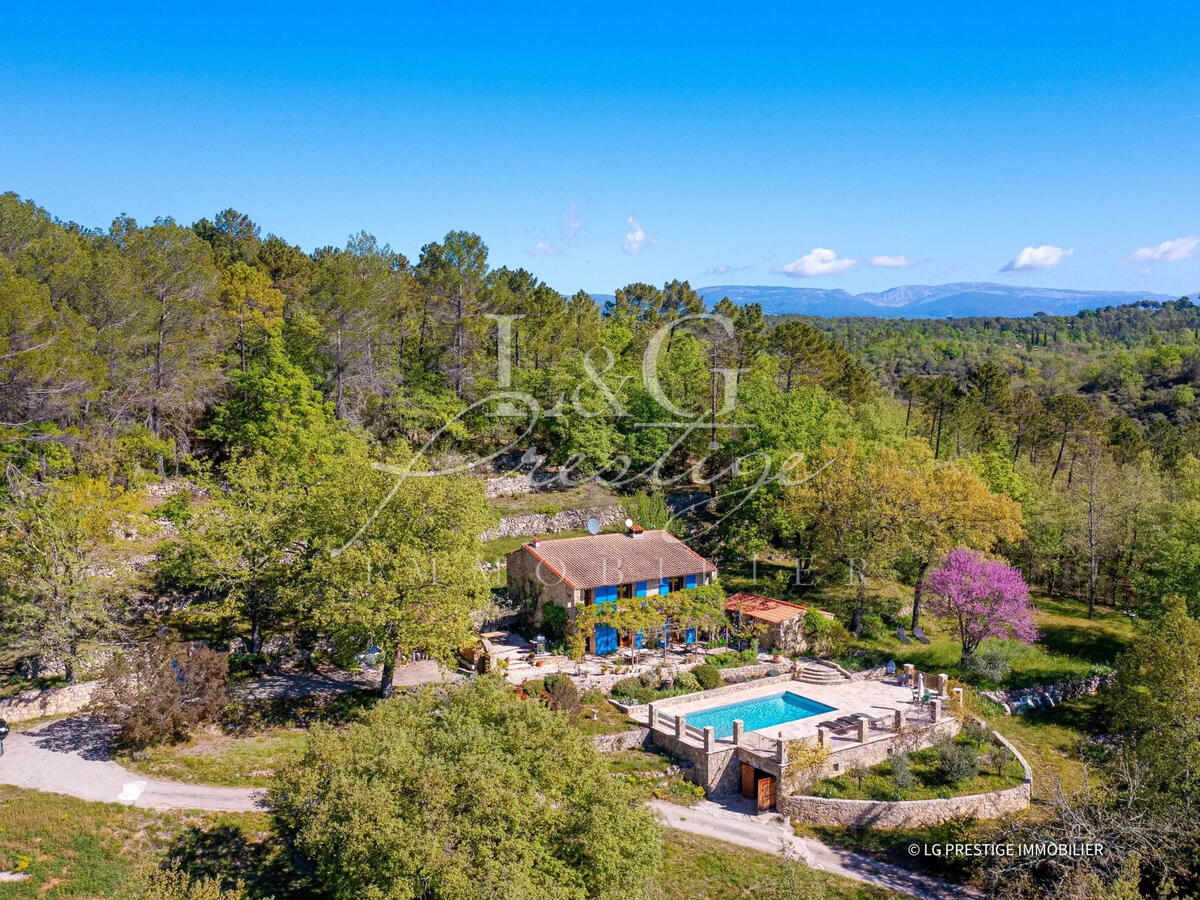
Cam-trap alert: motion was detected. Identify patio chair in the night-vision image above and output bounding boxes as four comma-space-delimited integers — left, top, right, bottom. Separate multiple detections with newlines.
885, 660, 897, 675
896, 626, 912, 644
912, 625, 932, 644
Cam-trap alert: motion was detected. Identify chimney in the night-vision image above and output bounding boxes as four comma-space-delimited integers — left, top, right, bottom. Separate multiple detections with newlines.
629, 524, 644, 538
530, 539, 539, 548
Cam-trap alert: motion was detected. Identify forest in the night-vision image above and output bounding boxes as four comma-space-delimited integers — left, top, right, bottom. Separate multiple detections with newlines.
2, 190, 1200, 898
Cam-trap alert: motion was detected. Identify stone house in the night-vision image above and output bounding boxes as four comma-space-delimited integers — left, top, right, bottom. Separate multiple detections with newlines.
506, 527, 718, 654
724, 591, 834, 654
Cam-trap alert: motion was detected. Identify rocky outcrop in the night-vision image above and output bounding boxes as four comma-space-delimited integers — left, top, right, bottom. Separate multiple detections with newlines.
982, 674, 1112, 714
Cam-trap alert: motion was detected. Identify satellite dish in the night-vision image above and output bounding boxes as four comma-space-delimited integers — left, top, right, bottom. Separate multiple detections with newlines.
624, 518, 634, 529
586, 517, 601, 535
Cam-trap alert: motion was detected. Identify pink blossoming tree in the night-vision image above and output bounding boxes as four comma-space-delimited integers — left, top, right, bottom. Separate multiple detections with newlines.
923, 548, 1038, 662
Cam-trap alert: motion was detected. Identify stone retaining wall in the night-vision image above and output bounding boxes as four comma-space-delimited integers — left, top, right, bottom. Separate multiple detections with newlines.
779, 726, 1033, 827
592, 727, 651, 752
479, 504, 626, 542
647, 728, 742, 795
0, 681, 97, 723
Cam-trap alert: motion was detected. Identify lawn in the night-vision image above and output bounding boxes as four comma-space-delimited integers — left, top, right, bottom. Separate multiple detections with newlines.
981, 693, 1108, 800
718, 554, 1135, 691
834, 586, 1132, 690
661, 829, 901, 899
0, 786, 303, 900
116, 728, 308, 788
478, 528, 590, 561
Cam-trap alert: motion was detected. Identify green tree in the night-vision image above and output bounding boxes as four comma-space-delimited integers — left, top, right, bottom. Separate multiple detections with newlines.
0, 476, 135, 682
306, 462, 494, 696
268, 677, 661, 900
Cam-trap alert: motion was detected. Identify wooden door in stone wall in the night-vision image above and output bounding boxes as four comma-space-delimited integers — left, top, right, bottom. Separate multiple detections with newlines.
740, 762, 756, 798
756, 775, 776, 810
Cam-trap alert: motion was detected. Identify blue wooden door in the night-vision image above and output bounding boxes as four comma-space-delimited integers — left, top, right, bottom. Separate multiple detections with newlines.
594, 625, 618, 655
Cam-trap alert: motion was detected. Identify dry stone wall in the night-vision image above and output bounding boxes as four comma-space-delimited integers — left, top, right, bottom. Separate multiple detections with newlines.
0, 681, 97, 723
479, 504, 626, 542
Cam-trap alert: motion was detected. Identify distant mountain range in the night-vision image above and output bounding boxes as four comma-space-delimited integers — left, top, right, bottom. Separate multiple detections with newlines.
687, 282, 1182, 318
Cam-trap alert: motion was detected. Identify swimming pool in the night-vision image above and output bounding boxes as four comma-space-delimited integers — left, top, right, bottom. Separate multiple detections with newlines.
682, 691, 836, 739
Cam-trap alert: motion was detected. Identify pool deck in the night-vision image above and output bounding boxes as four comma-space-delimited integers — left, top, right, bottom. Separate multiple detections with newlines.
649, 676, 920, 743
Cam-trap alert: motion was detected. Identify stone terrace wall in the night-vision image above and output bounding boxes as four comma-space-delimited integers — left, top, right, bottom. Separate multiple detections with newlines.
648, 728, 742, 795
479, 504, 626, 542
592, 727, 651, 752
780, 727, 1033, 827
0, 681, 97, 723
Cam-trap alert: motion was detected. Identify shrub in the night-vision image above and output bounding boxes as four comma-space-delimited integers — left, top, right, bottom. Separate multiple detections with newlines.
523, 678, 546, 699
139, 863, 246, 900
611, 676, 656, 704
890, 752, 914, 790
89, 637, 228, 749
858, 612, 885, 640
983, 743, 1016, 776
544, 674, 581, 719
673, 671, 700, 693
540, 604, 568, 644
692, 664, 721, 690
936, 740, 979, 785
960, 720, 992, 747
960, 648, 1011, 684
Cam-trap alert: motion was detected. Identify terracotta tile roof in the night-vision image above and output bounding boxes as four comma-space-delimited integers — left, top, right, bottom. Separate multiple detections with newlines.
511, 530, 716, 591
724, 590, 829, 625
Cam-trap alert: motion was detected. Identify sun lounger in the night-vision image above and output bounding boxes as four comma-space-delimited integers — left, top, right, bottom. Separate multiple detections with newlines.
896, 626, 912, 644
912, 626, 931, 644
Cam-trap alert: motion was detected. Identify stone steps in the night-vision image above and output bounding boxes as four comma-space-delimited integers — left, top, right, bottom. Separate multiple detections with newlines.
798, 666, 849, 685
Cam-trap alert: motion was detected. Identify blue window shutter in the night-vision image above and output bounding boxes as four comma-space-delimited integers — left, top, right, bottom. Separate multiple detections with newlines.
635, 631, 644, 648
660, 578, 670, 594
635, 581, 647, 598
685, 627, 696, 644
685, 574, 697, 589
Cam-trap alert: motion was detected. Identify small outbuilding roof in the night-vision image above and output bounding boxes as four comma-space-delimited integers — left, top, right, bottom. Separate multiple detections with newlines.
724, 591, 834, 625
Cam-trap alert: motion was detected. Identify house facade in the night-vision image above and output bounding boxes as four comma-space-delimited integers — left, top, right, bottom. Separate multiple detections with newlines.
506, 527, 718, 654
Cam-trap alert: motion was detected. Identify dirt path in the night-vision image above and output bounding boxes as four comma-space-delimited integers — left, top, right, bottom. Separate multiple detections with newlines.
651, 798, 978, 900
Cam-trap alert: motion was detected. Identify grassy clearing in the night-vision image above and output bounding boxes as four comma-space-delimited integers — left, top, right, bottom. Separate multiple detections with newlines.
662, 829, 901, 899
0, 786, 301, 900
719, 555, 1134, 690
982, 694, 1108, 800
487, 482, 621, 516
116, 728, 307, 788
478, 528, 591, 561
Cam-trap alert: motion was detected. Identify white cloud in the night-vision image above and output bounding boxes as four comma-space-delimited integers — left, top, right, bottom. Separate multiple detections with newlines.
621, 216, 657, 255
704, 264, 750, 275
772, 247, 857, 278
869, 254, 918, 268
1001, 244, 1073, 272
1122, 235, 1198, 264
561, 202, 584, 242
532, 241, 563, 257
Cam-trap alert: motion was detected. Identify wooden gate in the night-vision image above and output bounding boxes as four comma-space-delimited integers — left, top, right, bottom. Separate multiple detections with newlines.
756, 775, 777, 811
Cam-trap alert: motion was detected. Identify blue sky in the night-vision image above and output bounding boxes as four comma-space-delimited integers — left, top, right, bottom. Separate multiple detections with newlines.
2, 2, 1199, 297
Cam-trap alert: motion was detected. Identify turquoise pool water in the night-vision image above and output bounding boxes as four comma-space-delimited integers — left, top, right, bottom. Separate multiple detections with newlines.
683, 692, 836, 739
